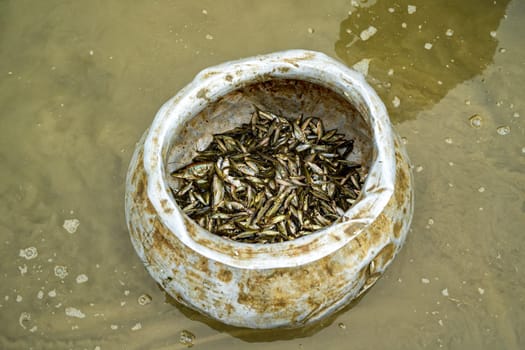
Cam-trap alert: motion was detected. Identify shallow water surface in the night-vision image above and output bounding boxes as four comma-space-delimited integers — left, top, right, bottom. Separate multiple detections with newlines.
1, 1, 524, 349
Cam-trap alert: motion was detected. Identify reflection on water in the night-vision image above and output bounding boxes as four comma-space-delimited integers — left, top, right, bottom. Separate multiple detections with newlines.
0, 0, 523, 349
335, 0, 510, 122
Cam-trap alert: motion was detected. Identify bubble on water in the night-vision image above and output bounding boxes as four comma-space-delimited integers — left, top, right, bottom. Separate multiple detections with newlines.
63, 219, 80, 234
496, 125, 510, 135
424, 42, 433, 50
513, 112, 520, 118
445, 137, 453, 144
478, 186, 486, 193
408, 5, 417, 14
441, 288, 449, 297
37, 290, 44, 299
54, 265, 69, 279
392, 96, 401, 108
201, 9, 208, 15
110, 324, 119, 330
76, 274, 88, 284
307, 27, 314, 34
421, 278, 430, 284
469, 114, 483, 128
387, 68, 394, 76
131, 322, 142, 331
416, 165, 423, 173
401, 22, 407, 29
89, 50, 94, 56
48, 289, 57, 298
338, 322, 347, 329
478, 287, 485, 295
490, 31, 497, 38
499, 47, 506, 53
446, 28, 454, 36
428, 218, 434, 225
137, 294, 152, 306
16, 295, 23, 302
65, 307, 86, 318
19, 247, 38, 260
180, 329, 196, 347
205, 34, 213, 40
360, 26, 377, 41
522, 147, 525, 154
388, 7, 395, 13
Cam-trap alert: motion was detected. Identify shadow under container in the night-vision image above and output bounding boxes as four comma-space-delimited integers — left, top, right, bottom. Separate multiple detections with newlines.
125, 50, 414, 329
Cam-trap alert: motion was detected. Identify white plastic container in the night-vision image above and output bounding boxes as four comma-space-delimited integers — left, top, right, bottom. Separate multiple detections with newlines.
125, 50, 414, 329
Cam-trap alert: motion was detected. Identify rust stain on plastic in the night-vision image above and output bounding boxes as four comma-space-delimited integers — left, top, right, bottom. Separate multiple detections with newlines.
393, 220, 403, 239
160, 199, 174, 214
197, 88, 209, 100
217, 269, 233, 283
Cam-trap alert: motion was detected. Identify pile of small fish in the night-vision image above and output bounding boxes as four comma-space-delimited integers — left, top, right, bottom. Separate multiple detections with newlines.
169, 108, 366, 243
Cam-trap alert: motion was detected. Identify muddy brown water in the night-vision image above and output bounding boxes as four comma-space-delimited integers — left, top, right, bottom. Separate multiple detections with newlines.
1, 1, 523, 349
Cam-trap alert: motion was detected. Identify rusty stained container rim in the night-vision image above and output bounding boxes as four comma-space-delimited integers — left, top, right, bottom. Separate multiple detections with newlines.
142, 49, 396, 270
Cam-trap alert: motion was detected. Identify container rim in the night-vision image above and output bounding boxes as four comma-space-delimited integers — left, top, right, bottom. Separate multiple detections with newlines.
142, 49, 396, 269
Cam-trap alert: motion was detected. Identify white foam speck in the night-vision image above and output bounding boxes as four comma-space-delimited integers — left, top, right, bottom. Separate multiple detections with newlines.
408, 5, 417, 14
421, 278, 430, 284
392, 96, 401, 108
65, 307, 86, 318
54, 265, 69, 279
360, 26, 377, 41
496, 125, 510, 135
446, 29, 454, 36
19, 247, 38, 260
441, 288, 449, 296
19, 312, 31, 329
352, 58, 371, 76
424, 43, 433, 50
76, 274, 89, 284
18, 265, 28, 275
63, 219, 80, 234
